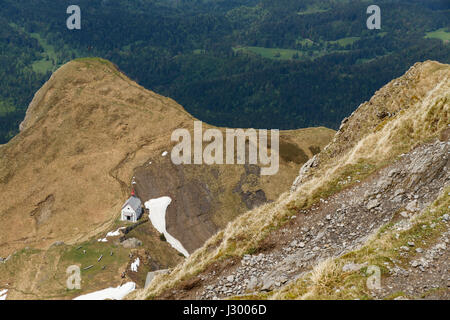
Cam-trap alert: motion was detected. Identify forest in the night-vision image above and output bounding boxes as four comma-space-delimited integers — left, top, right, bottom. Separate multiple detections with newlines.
0, 0, 449, 143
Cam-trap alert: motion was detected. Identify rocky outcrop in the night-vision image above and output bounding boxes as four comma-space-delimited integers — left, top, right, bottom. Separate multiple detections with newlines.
121, 238, 143, 249
291, 60, 449, 193
291, 155, 319, 192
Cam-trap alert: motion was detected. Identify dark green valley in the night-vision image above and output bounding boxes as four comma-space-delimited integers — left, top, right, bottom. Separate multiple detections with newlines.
0, 0, 449, 143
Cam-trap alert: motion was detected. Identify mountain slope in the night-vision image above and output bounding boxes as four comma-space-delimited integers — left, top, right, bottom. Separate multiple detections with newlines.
0, 58, 334, 299
0, 58, 194, 255
133, 60, 449, 300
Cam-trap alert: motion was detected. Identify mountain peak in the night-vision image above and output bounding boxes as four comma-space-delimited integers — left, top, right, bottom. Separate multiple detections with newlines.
0, 57, 195, 256
19, 57, 186, 132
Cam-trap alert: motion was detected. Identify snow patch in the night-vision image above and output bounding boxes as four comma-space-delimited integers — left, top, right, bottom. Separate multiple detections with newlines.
98, 227, 125, 242
145, 197, 189, 257
73, 282, 135, 300
106, 227, 125, 238
0, 289, 7, 300
131, 258, 140, 272
162, 151, 168, 157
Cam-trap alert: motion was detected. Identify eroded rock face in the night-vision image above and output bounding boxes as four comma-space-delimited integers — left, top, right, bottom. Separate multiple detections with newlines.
134, 161, 220, 253
134, 159, 277, 254
30, 194, 55, 228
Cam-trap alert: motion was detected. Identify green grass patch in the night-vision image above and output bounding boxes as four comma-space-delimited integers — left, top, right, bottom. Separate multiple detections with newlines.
425, 28, 450, 42
61, 240, 129, 280
297, 5, 329, 15
9, 23, 59, 74
0, 99, 16, 117
233, 46, 305, 60
233, 45, 350, 61
329, 37, 360, 46
296, 38, 315, 47
193, 49, 206, 54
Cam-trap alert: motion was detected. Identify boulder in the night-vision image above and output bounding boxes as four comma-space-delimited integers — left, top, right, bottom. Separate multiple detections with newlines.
50, 241, 65, 247
406, 200, 418, 212
342, 262, 368, 272
366, 199, 380, 210
145, 269, 170, 288
247, 277, 259, 291
121, 237, 142, 248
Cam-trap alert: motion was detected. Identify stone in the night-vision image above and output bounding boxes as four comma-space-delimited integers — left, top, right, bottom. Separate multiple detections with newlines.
261, 278, 275, 292
399, 211, 409, 218
121, 237, 142, 248
388, 169, 399, 177
342, 262, 367, 272
366, 199, 380, 210
406, 200, 418, 212
226, 275, 234, 283
278, 275, 288, 284
145, 269, 169, 288
247, 277, 258, 290
50, 241, 65, 247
